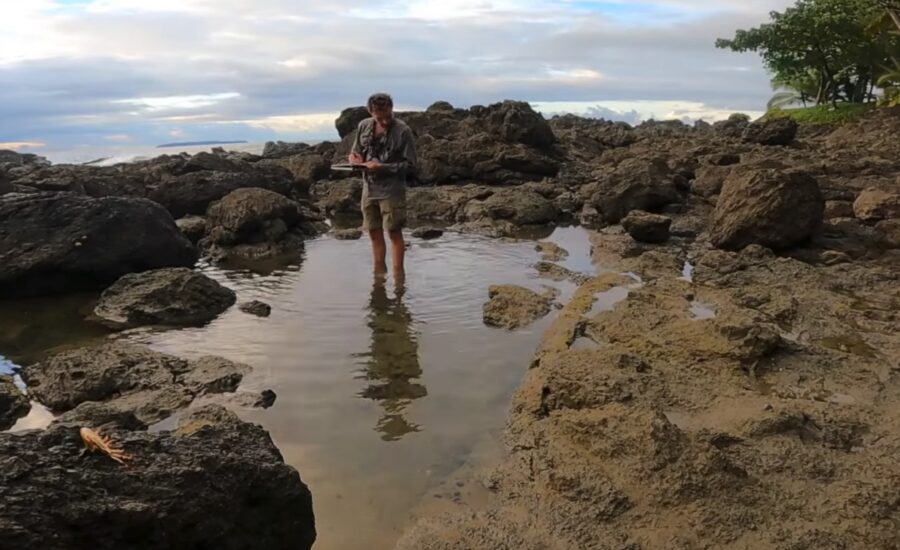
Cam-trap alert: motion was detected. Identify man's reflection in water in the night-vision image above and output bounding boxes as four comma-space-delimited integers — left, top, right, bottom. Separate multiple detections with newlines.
358, 274, 426, 441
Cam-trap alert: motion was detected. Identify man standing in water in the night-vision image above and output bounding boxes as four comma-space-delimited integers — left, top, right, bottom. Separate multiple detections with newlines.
349, 93, 417, 275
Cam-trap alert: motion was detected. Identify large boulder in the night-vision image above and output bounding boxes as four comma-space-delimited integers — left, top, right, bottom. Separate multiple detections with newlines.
742, 117, 799, 146
94, 268, 237, 328
261, 140, 312, 159
483, 285, 558, 329
0, 374, 30, 431
621, 211, 672, 244
0, 193, 197, 299
148, 168, 295, 219
335, 106, 370, 138
202, 187, 316, 260
853, 188, 900, 222
312, 179, 362, 217
710, 168, 824, 251
273, 153, 330, 189
713, 113, 751, 139
691, 165, 733, 197
0, 406, 316, 550
463, 188, 560, 226
21, 342, 249, 425
586, 158, 682, 224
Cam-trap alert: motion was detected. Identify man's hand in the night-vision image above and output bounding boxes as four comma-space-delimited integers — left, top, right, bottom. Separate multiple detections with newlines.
363, 160, 381, 171
349, 152, 364, 164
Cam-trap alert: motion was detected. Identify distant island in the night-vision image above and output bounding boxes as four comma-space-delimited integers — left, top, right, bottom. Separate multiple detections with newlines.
156, 140, 248, 148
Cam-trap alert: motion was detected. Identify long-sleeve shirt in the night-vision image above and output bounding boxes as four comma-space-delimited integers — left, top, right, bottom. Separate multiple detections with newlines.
351, 117, 417, 200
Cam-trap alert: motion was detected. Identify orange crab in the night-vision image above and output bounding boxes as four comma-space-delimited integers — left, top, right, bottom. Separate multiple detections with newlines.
79, 427, 133, 465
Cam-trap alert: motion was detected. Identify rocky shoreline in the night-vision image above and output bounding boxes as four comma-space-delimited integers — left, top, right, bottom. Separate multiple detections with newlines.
1, 101, 899, 548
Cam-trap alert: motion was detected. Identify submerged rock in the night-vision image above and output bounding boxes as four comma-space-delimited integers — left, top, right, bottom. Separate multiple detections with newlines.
332, 228, 363, 240
483, 285, 559, 329
94, 268, 236, 328
0, 405, 316, 549
412, 227, 445, 240
0, 192, 198, 299
710, 168, 823, 251
535, 241, 569, 262
621, 210, 672, 243
21, 343, 249, 425
0, 374, 30, 431
239, 300, 272, 317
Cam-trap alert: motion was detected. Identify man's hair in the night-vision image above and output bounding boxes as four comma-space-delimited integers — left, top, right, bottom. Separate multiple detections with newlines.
367, 92, 393, 110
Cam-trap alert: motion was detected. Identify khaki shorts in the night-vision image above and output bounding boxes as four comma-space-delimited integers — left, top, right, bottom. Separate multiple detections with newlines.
362, 196, 407, 231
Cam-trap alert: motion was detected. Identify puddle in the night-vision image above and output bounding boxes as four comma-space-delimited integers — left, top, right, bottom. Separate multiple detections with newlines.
0, 226, 595, 550
679, 261, 695, 282
817, 335, 878, 358
689, 301, 717, 321
587, 286, 631, 317
569, 336, 601, 350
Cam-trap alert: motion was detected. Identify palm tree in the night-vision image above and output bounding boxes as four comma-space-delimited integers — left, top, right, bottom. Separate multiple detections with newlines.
768, 71, 821, 110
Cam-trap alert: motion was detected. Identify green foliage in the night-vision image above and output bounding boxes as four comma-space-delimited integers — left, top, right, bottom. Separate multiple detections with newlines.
717, 0, 900, 106
765, 103, 875, 124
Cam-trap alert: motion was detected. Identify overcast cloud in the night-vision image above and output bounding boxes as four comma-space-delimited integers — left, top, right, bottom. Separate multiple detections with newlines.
0, 0, 794, 154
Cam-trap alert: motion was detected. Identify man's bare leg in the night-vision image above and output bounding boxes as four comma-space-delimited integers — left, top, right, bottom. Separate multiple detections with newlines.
369, 229, 388, 274
388, 229, 405, 275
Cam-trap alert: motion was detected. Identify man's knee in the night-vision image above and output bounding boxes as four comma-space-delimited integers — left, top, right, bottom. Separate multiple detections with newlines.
388, 229, 404, 242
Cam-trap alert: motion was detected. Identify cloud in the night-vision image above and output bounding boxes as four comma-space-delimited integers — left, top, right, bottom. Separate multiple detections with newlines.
0, 142, 47, 150
0, 0, 795, 151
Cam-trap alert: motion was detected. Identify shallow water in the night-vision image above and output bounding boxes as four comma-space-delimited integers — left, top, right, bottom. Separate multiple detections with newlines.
0, 227, 591, 550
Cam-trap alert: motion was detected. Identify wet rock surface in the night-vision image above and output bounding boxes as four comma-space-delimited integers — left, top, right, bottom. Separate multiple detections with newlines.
239, 300, 272, 317
0, 405, 316, 550
0, 374, 30, 430
202, 187, 319, 261
411, 226, 444, 240
0, 192, 198, 299
21, 343, 250, 426
483, 285, 559, 329
93, 267, 236, 328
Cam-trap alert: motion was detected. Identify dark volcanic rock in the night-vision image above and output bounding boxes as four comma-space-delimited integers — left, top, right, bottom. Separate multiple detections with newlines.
22, 343, 249, 425
202, 187, 316, 260
93, 268, 236, 328
336, 106, 371, 139
239, 300, 272, 317
274, 153, 330, 188
312, 179, 362, 218
262, 140, 312, 159
0, 192, 198, 299
0, 375, 30, 431
411, 227, 444, 240
176, 215, 209, 244
586, 158, 682, 224
742, 117, 799, 146
713, 113, 751, 138
710, 168, 824, 251
621, 211, 672, 243
0, 406, 316, 550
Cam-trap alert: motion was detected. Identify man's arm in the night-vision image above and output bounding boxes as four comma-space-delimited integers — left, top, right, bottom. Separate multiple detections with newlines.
376, 127, 417, 176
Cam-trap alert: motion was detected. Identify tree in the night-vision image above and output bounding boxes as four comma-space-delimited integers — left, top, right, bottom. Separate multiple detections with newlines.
717, 0, 898, 107
769, 70, 821, 108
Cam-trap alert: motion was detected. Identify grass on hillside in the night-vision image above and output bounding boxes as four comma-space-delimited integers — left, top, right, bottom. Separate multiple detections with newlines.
764, 103, 875, 124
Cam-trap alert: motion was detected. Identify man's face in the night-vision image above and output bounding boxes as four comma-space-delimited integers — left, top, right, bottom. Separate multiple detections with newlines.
370, 106, 393, 127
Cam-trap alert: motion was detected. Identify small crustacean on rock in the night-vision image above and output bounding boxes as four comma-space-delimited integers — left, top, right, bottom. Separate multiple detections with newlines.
79, 427, 133, 465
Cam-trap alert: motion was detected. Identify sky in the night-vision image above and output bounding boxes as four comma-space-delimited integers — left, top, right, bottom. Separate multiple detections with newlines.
0, 0, 795, 155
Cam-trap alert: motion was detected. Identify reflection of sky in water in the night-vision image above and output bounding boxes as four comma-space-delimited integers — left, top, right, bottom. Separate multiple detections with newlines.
0, 356, 16, 375
115, 226, 592, 550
